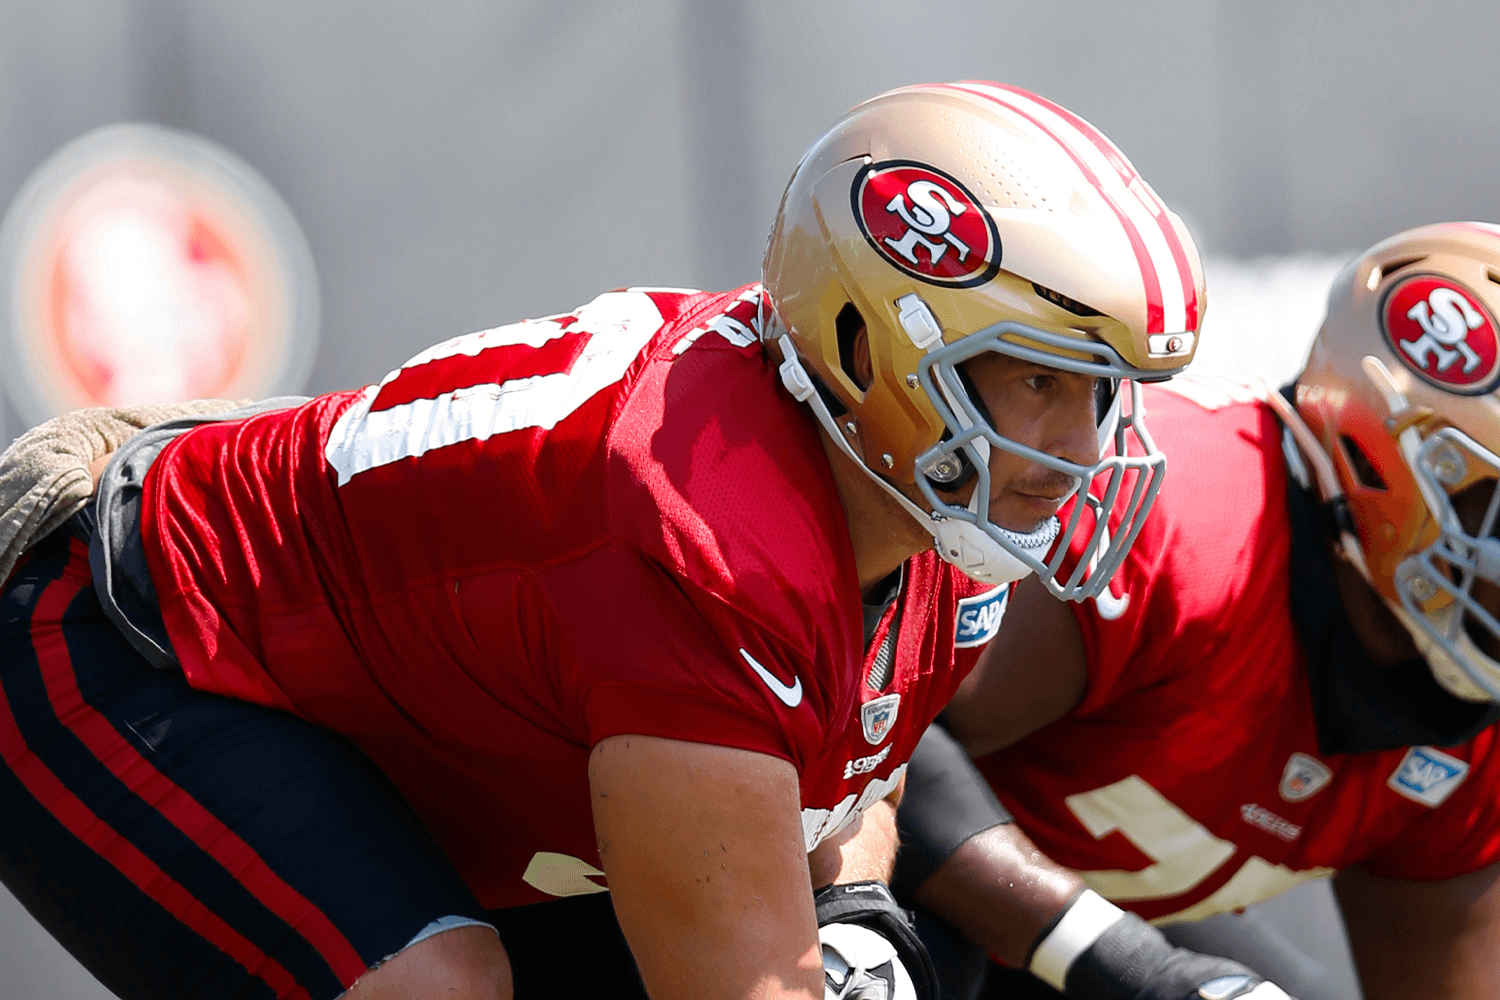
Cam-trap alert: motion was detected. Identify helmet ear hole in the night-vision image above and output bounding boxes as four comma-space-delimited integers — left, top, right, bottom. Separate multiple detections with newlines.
1340, 435, 1388, 490
836, 303, 872, 392
923, 437, 975, 492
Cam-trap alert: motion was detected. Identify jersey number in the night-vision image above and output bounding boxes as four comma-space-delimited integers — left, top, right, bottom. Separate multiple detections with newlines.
1065, 775, 1333, 923
324, 291, 665, 485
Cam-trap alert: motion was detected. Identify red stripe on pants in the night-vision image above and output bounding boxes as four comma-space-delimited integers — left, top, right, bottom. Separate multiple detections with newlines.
30, 562, 369, 984
0, 570, 313, 999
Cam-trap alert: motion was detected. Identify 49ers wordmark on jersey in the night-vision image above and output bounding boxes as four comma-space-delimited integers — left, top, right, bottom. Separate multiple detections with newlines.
1380, 273, 1500, 394
851, 160, 1001, 288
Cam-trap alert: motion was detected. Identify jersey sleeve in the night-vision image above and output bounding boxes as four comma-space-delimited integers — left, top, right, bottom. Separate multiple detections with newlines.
535, 541, 836, 776
1356, 730, 1500, 882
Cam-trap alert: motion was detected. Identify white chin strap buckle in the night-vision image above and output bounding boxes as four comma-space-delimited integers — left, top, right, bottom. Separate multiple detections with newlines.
778, 352, 817, 403
895, 293, 942, 350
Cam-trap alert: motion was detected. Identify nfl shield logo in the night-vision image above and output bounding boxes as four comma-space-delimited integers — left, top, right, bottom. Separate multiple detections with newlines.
861, 694, 901, 746
1279, 752, 1333, 802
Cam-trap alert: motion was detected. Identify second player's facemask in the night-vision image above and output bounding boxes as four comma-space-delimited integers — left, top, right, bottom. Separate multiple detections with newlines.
913, 319, 1165, 600
1392, 427, 1500, 701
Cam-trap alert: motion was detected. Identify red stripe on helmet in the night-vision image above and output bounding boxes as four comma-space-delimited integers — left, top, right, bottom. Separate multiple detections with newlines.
939, 82, 1169, 335
976, 81, 1199, 332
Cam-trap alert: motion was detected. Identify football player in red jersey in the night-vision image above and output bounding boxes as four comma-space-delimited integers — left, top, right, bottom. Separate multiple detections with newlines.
0, 83, 1204, 1000
897, 222, 1500, 1000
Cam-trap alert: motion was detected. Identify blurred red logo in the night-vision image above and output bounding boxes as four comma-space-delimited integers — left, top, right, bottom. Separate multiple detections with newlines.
2, 124, 318, 425
1382, 275, 1500, 394
853, 161, 999, 288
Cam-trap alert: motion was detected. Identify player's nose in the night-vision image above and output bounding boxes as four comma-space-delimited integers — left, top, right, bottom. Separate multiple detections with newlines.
1043, 373, 1103, 469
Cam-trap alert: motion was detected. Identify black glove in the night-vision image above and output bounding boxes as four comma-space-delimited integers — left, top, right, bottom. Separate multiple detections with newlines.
1029, 889, 1298, 1000
816, 881, 941, 1000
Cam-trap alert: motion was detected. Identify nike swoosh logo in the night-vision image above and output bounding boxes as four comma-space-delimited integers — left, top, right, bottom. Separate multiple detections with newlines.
1093, 585, 1129, 621
740, 648, 803, 708
1087, 522, 1130, 622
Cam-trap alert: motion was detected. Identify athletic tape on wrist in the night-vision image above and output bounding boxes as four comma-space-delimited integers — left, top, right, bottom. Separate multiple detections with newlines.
1027, 889, 1126, 992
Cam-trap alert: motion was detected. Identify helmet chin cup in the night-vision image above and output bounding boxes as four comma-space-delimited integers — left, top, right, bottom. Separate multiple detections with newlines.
930, 516, 1043, 585
928, 485, 1060, 586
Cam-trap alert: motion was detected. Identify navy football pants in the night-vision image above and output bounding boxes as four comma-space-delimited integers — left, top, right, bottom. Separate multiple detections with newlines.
0, 517, 645, 999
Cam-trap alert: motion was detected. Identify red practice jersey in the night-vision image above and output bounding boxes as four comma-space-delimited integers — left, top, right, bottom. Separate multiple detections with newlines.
139, 285, 1003, 907
975, 378, 1500, 924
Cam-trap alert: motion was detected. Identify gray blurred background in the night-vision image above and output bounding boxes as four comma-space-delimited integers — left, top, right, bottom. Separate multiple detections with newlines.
4, 0, 1500, 996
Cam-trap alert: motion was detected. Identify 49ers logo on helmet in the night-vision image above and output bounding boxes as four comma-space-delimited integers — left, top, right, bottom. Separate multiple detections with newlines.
1381, 275, 1500, 394
852, 161, 1000, 288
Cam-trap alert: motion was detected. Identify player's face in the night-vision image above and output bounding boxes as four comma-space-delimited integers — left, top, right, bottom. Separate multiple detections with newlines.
957, 351, 1103, 533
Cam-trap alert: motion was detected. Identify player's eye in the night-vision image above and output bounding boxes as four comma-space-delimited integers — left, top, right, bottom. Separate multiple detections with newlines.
1024, 374, 1054, 391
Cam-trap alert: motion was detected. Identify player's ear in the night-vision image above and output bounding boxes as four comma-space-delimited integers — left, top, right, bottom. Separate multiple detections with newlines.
835, 302, 873, 392
853, 326, 873, 390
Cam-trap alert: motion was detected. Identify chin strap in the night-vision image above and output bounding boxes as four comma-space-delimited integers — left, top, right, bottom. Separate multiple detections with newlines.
1396, 603, 1496, 702
774, 334, 935, 532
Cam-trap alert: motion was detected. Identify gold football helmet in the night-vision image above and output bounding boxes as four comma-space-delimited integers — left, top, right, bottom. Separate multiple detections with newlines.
1297, 222, 1500, 701
761, 82, 1206, 598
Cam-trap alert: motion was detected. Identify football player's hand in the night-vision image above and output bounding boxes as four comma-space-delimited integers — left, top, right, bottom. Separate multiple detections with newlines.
1030, 889, 1298, 1000
816, 881, 939, 1000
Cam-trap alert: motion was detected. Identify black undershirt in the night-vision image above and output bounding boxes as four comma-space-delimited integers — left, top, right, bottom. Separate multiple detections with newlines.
1279, 390, 1499, 753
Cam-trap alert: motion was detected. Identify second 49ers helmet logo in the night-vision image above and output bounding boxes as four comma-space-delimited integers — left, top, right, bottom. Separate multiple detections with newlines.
1382, 275, 1500, 394
853, 160, 1000, 288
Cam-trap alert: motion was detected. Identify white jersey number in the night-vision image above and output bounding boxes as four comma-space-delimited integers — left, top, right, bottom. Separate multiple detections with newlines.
1065, 776, 1333, 924
324, 290, 666, 486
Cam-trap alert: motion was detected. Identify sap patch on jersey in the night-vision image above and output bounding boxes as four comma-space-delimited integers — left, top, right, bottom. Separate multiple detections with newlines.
954, 585, 1009, 648
1387, 745, 1470, 807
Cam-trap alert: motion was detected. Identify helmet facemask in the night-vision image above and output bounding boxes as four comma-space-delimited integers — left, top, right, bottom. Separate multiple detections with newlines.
914, 320, 1164, 599
1392, 427, 1500, 701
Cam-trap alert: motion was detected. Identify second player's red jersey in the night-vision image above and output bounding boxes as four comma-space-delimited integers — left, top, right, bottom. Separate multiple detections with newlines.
139, 285, 1002, 907
976, 378, 1500, 924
